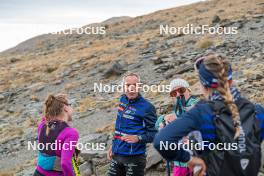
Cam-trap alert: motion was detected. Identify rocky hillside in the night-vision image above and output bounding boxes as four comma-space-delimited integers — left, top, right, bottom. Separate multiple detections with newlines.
0, 0, 264, 175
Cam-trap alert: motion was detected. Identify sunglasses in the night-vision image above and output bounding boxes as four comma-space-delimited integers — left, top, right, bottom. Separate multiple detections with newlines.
170, 87, 187, 97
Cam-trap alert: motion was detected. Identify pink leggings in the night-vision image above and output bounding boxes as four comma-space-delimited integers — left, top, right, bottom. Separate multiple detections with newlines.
173, 166, 192, 176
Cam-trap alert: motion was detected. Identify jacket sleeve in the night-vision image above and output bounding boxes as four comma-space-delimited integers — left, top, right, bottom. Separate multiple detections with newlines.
154, 105, 202, 162
61, 128, 79, 176
139, 103, 158, 143
255, 104, 264, 141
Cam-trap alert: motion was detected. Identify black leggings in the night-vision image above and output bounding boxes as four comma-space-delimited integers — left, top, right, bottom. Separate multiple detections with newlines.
33, 170, 44, 176
33, 169, 63, 176
107, 154, 146, 176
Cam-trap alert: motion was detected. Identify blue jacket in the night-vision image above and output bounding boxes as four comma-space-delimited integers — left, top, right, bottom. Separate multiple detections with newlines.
112, 94, 157, 155
154, 99, 264, 162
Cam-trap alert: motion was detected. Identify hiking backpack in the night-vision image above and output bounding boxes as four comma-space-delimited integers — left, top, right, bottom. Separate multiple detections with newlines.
200, 98, 261, 176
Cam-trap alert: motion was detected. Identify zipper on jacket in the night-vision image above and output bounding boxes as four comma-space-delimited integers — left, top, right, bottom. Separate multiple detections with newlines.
117, 102, 130, 153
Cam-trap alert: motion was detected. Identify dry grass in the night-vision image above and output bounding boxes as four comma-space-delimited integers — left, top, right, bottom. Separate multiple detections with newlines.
0, 126, 24, 144
196, 37, 214, 49
243, 69, 261, 77
0, 0, 263, 174
30, 94, 40, 102
78, 96, 98, 112
96, 121, 115, 133
0, 158, 35, 176
64, 82, 80, 91
0, 165, 24, 175
24, 118, 39, 127
78, 94, 120, 112
45, 66, 58, 73
0, 0, 261, 93
0, 171, 16, 176
100, 99, 119, 109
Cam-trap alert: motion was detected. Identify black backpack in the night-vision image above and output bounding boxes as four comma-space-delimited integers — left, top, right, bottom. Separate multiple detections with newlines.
200, 98, 261, 176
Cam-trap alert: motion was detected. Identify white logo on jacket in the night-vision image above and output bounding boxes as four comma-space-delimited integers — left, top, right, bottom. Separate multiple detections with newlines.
240, 158, 249, 170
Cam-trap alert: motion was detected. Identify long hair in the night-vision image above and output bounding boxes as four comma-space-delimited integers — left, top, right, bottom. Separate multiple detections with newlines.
202, 53, 240, 138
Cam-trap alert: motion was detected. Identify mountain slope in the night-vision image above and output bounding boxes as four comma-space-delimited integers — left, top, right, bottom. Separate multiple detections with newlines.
0, 0, 264, 174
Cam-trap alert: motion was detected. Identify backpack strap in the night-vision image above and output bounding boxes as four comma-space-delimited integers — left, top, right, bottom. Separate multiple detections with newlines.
206, 100, 229, 144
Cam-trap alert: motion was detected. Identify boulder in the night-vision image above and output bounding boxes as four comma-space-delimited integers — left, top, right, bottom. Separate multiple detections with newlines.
103, 61, 126, 78
145, 145, 163, 170
0, 94, 5, 101
79, 161, 94, 176
154, 64, 174, 73
212, 15, 221, 24
151, 57, 163, 65
175, 64, 194, 74
79, 133, 109, 161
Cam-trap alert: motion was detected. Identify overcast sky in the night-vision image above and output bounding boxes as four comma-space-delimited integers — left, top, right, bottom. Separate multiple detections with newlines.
0, 0, 202, 52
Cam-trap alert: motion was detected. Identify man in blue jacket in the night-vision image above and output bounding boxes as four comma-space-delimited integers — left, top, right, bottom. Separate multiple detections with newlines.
107, 73, 157, 176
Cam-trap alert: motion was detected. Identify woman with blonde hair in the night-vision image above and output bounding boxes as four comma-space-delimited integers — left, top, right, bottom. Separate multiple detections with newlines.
154, 53, 264, 176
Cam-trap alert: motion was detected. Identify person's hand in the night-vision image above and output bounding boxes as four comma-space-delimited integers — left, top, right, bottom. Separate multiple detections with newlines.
107, 145, 113, 160
164, 114, 176, 123
182, 136, 189, 144
159, 123, 165, 129
121, 135, 139, 143
188, 157, 206, 176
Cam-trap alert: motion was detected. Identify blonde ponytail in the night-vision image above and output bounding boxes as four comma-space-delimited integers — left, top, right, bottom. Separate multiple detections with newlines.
203, 53, 241, 139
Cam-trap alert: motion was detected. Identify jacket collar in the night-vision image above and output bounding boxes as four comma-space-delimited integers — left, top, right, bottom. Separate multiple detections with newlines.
209, 87, 241, 101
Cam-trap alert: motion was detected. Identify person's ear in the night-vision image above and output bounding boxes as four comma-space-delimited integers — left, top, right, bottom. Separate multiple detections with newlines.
64, 105, 68, 113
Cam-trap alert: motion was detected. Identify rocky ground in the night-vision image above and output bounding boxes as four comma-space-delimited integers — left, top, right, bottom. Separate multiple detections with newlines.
0, 0, 264, 175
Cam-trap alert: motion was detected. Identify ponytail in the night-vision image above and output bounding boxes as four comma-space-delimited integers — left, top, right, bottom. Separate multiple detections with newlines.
202, 54, 241, 139
44, 94, 68, 135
